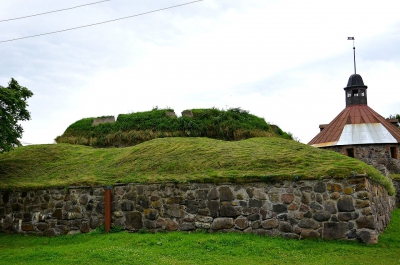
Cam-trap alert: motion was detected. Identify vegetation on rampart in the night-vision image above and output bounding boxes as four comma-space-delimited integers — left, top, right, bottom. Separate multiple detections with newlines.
55, 108, 292, 147
392, 173, 400, 179
0, 137, 393, 194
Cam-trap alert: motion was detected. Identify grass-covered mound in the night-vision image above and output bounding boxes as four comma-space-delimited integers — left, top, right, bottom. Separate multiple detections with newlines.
0, 137, 393, 194
55, 108, 292, 147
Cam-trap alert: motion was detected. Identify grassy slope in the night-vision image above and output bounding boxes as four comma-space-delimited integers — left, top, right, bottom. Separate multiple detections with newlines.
0, 137, 393, 194
0, 208, 399, 265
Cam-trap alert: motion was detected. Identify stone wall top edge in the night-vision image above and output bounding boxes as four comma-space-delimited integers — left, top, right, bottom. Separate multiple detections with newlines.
0, 176, 374, 192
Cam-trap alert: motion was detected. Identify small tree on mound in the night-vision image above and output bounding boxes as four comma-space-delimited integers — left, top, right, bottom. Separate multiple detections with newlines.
388, 114, 400, 128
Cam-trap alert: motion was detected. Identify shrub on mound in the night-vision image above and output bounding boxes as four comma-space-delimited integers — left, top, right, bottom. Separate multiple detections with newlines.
55, 108, 292, 147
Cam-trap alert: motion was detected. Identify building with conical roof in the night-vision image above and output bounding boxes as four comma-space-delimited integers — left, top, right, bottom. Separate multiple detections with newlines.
308, 74, 400, 176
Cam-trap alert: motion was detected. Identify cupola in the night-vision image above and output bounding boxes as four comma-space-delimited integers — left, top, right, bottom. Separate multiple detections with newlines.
344, 74, 368, 106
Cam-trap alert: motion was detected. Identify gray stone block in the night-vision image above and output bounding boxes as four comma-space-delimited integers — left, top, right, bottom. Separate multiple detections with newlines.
322, 222, 347, 240
211, 218, 234, 230
337, 196, 355, 212
219, 187, 234, 201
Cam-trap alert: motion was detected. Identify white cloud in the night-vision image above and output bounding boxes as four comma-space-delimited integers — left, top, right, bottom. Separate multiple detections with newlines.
1, 0, 399, 144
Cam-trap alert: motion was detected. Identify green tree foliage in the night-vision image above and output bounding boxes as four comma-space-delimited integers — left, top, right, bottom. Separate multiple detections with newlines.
388, 114, 400, 127
0, 78, 33, 152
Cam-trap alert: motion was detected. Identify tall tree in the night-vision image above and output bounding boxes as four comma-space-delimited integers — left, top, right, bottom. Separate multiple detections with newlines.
0, 78, 33, 152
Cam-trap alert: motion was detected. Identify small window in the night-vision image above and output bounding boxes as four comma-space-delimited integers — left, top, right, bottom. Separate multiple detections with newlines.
390, 147, 398, 159
352, 90, 358, 97
360, 90, 365, 96
346, 148, 355, 158
347, 92, 351, 98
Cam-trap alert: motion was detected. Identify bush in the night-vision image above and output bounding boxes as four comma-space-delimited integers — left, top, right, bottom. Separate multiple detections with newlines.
55, 107, 292, 147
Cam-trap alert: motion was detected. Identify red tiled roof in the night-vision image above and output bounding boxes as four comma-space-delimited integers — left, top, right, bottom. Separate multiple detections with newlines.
308, 104, 400, 146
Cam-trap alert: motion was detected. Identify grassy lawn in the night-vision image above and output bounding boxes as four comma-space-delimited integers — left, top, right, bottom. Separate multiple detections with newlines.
1, 208, 399, 264
0, 137, 393, 194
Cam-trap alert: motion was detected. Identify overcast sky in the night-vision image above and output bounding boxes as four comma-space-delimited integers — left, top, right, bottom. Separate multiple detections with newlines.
1, 0, 399, 145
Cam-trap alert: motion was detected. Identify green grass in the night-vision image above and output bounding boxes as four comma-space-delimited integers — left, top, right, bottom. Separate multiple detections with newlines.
0, 137, 393, 194
1, 208, 400, 265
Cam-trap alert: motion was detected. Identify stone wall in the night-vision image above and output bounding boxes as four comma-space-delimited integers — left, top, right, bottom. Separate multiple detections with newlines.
393, 180, 400, 208
326, 144, 400, 176
0, 178, 395, 244
92, 116, 115, 126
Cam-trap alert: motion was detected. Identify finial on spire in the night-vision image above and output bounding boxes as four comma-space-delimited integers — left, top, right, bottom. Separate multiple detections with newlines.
347, 37, 356, 74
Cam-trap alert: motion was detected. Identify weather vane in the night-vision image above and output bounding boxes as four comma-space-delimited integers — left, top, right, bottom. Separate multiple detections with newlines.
347, 37, 356, 74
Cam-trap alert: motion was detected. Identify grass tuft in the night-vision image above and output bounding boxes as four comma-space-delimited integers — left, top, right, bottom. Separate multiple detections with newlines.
391, 174, 400, 180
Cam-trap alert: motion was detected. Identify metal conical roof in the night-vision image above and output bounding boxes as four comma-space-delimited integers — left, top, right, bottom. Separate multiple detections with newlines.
308, 104, 400, 147
345, 74, 367, 88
